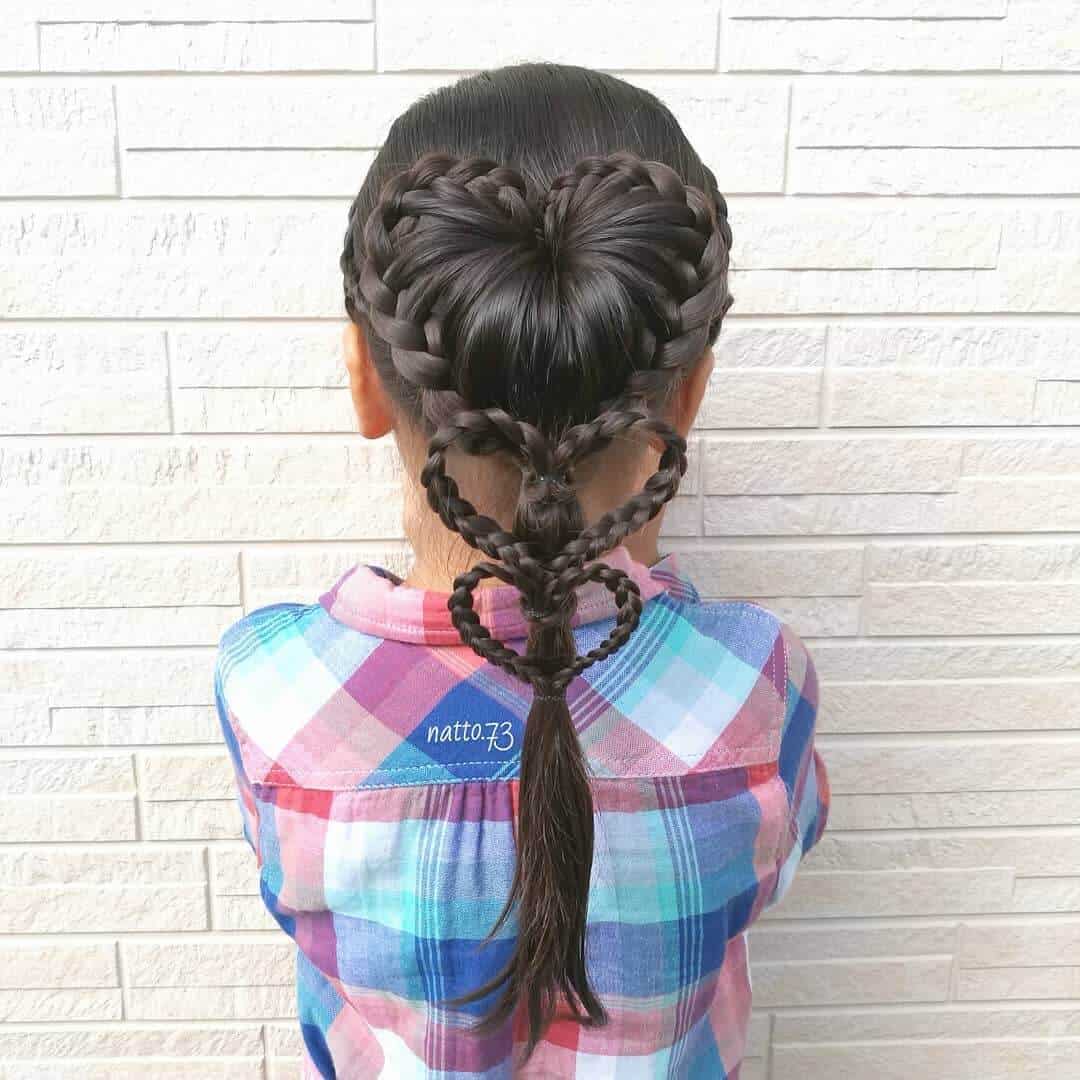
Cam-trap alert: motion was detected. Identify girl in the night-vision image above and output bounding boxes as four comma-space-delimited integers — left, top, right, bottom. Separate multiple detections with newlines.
215, 61, 829, 1079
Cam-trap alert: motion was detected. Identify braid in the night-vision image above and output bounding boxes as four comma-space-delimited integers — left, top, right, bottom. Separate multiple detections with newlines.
343, 147, 732, 1061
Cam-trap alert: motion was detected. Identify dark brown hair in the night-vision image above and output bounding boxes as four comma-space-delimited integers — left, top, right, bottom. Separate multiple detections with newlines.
339, 62, 733, 1063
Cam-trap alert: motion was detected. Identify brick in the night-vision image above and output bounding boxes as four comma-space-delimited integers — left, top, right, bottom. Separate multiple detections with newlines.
34, 1, 372, 14
0, 754, 133, 796
727, 18, 1001, 73
46, 696, 203, 748
1012, 876, 1080, 914
139, 751, 235, 801
216, 895, 278, 931
715, 325, 827, 369
145, 800, 244, 842
962, 436, 1080, 476
814, 831, 1080, 877
624, 77, 789, 194
989, 208, 1080, 313
812, 638, 1080, 681
732, 267, 984, 315
0, 846, 203, 885
0, 84, 115, 196
674, 544, 864, 597
94, 705, 221, 745
705, 492, 953, 536
118, 74, 449, 148
171, 326, 346, 388
126, 147, 377, 197
1, 484, 403, 542
0, 203, 349, 318
735, 203, 998, 270
728, 1, 1003, 12
0, 437, 401, 488
749, 921, 958, 964
265, 1023, 303, 1056
0, 605, 241, 649
0, 327, 168, 434
822, 678, 1080, 732
947, 475, 1080, 532
746, 1013, 771, 1059
827, 790, 1080, 830
795, 80, 1080, 148
126, 940, 293, 988
126, 984, 295, 1021
0, 697, 54, 746
773, 1040, 1070, 1080
794, 147, 1080, 196
0, 988, 122, 1023
697, 370, 821, 428
378, 1, 719, 71
0, 548, 238, 608
0, 10, 37, 70
210, 845, 259, 894
702, 436, 962, 495
1034, 380, 1080, 423
0, 256, 338, 319
1003, 0, 1080, 71
0, 650, 216, 707
823, 737, 1080, 794
267, 1064, 302, 1080
775, 1002, 1080, 1042
740, 596, 859, 637
753, 955, 951, 1008
865, 582, 1080, 636
0, 883, 207, 932
958, 917, 1080, 967
0, 796, 137, 842
958, 966, 1080, 1001
41, 20, 375, 72
175, 387, 355, 434
0, 1025, 262, 1061
867, 538, 1080, 583
0, 942, 117, 989
829, 324, 1080, 379
764, 866, 1014, 918
0, 1063, 264, 1079
827, 369, 1034, 426
243, 545, 412, 608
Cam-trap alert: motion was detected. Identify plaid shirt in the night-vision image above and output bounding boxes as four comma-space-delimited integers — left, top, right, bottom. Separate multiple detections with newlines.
214, 545, 829, 1079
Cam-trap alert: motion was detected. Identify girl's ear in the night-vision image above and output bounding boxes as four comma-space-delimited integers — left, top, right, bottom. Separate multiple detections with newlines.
672, 347, 715, 437
343, 321, 394, 439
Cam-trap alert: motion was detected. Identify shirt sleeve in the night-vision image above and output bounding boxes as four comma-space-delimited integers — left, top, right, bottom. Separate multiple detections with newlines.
214, 651, 263, 865
764, 621, 830, 911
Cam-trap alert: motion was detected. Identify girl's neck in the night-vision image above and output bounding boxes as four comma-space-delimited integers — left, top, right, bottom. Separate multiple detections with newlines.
402, 521, 662, 592
395, 439, 667, 592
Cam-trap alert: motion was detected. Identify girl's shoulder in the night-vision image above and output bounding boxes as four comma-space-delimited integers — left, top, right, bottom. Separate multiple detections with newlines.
656, 588, 814, 684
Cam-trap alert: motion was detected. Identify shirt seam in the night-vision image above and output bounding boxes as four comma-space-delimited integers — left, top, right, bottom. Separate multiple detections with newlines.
772, 623, 797, 901
248, 756, 781, 792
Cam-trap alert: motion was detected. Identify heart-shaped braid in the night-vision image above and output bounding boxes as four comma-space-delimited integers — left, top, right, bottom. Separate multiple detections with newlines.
341, 145, 733, 1058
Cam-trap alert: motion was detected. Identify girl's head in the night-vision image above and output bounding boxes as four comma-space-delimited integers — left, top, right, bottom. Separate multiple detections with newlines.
339, 61, 732, 1060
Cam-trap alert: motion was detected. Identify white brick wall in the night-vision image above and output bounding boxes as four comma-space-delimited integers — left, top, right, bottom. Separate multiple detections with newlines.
1, 1, 1078, 1075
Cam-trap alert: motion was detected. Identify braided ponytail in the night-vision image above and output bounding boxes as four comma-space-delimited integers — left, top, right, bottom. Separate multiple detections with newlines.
342, 111, 732, 1060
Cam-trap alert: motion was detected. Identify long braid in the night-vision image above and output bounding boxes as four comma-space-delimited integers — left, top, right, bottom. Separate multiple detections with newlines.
342, 147, 733, 1062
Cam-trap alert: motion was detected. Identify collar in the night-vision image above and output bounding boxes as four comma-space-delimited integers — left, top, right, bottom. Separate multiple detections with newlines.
318, 546, 696, 645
